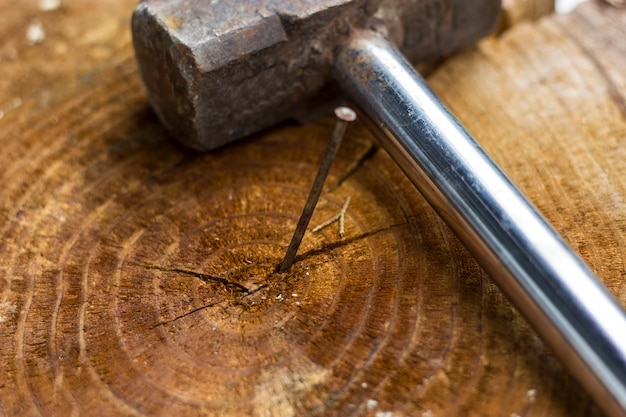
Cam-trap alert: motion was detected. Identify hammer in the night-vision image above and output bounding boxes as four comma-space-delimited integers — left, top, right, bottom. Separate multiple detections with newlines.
131, 1, 626, 415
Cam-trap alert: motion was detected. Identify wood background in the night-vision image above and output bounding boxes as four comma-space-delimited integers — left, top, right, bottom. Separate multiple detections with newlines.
1, 0, 625, 416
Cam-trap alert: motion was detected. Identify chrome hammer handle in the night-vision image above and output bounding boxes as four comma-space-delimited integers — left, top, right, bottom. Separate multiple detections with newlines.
334, 30, 626, 417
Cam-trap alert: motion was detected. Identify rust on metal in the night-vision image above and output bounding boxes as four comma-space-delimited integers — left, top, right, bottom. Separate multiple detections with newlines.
132, 0, 500, 150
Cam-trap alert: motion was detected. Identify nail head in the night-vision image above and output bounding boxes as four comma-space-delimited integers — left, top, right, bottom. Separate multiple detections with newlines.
334, 106, 357, 122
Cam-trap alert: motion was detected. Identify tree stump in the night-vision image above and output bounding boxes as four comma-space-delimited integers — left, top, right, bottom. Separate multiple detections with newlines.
1, 0, 625, 416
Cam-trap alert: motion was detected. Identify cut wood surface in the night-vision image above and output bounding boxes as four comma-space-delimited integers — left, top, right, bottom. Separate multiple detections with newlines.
1, 0, 625, 416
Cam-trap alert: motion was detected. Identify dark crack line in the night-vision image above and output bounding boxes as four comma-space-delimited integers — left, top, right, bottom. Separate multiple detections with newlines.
169, 268, 251, 293
330, 141, 379, 191
149, 302, 219, 329
141, 265, 250, 294
292, 221, 409, 265
136, 221, 412, 289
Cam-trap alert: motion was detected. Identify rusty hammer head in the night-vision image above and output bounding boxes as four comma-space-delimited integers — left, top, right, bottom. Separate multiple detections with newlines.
132, 0, 500, 151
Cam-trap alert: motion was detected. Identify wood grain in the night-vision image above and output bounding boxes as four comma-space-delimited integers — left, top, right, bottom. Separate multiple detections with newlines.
502, 0, 555, 29
1, 1, 625, 416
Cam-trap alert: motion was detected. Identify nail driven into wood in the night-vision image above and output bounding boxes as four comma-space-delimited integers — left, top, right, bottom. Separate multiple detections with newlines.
278, 107, 356, 273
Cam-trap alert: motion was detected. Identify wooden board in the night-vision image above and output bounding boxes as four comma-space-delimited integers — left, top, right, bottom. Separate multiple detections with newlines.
1, 0, 625, 416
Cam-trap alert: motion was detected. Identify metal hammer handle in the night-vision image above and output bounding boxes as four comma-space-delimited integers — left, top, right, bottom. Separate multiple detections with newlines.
334, 30, 626, 417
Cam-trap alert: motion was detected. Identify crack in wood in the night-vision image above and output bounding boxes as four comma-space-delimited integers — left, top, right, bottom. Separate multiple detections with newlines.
293, 221, 409, 265
135, 221, 410, 328
149, 302, 220, 329
140, 265, 253, 294
168, 268, 251, 294
331, 141, 379, 191
138, 265, 272, 328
